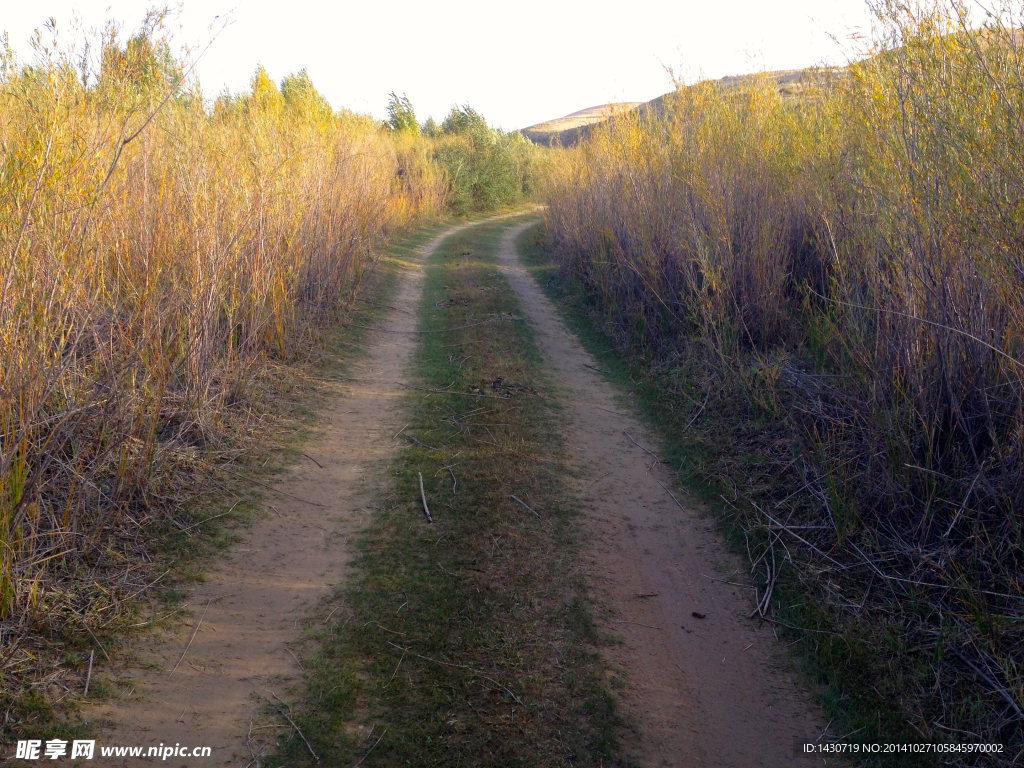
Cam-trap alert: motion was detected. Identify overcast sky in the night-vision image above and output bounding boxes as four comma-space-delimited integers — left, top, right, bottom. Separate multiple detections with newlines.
3, 0, 875, 130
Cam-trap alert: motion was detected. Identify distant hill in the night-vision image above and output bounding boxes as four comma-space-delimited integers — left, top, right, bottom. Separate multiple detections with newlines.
520, 68, 843, 147
520, 103, 643, 146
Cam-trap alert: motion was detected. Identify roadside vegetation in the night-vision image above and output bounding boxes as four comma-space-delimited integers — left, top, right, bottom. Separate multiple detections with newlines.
409, 98, 538, 214
0, 12, 534, 736
538, 1, 1024, 761
267, 218, 623, 767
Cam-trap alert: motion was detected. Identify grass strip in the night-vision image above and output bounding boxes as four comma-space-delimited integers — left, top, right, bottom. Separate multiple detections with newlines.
266, 216, 626, 767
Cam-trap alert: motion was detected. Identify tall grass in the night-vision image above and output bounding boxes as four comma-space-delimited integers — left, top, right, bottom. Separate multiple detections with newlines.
542, 0, 1024, 755
0, 13, 533, 712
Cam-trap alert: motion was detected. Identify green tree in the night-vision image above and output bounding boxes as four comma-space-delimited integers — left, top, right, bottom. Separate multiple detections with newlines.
431, 104, 534, 213
280, 68, 333, 122
441, 104, 488, 135
387, 91, 419, 134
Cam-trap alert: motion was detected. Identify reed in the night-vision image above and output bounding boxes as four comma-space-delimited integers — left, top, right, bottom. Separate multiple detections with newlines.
542, 0, 1024, 753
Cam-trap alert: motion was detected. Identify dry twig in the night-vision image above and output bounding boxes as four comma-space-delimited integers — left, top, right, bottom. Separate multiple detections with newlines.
419, 473, 433, 523
168, 598, 212, 678
511, 494, 542, 520
83, 650, 94, 698
623, 430, 664, 463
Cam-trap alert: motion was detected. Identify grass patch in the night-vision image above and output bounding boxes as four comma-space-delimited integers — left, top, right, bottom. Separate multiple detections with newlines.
265, 216, 626, 767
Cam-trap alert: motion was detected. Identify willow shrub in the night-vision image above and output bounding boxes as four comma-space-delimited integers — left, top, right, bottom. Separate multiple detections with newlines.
433, 104, 536, 214
542, 0, 1024, 751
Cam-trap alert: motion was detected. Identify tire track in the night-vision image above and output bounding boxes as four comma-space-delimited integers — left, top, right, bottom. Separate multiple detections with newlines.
496, 222, 825, 767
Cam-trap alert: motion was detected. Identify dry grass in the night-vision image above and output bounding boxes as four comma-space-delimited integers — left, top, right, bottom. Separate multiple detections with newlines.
0, 13, 448, 724
540, 0, 1024, 759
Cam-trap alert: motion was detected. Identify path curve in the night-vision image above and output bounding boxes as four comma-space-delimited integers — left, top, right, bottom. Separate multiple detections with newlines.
497, 223, 824, 767
91, 219, 495, 766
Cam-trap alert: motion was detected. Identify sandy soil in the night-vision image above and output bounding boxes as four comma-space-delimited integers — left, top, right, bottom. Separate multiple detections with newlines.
496, 223, 825, 767
89, 223, 469, 767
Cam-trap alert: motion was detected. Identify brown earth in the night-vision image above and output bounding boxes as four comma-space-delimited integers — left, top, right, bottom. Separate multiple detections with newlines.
87, 221, 480, 767
496, 222, 827, 766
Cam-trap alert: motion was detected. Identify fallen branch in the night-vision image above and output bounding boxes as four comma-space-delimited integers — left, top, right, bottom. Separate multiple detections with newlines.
346, 317, 522, 335
419, 473, 433, 523
401, 384, 510, 400
656, 480, 686, 512
81, 619, 111, 662
213, 466, 325, 507
353, 728, 386, 768
83, 650, 94, 698
264, 694, 319, 764
682, 389, 711, 430
612, 620, 663, 630
179, 499, 242, 534
97, 568, 169, 613
383, 650, 406, 689
170, 451, 325, 508
406, 435, 438, 451
744, 500, 843, 567
437, 464, 458, 494
386, 641, 524, 706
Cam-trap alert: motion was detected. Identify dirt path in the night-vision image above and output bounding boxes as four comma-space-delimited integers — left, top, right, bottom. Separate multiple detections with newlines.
91, 222, 477, 766
496, 223, 825, 767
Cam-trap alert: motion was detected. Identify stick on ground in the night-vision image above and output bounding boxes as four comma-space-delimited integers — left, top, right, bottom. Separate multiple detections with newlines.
264, 695, 320, 764
406, 434, 438, 451
83, 650, 94, 698
353, 728, 386, 768
168, 598, 212, 678
419, 472, 433, 523
656, 480, 686, 512
511, 494, 542, 520
81, 619, 111, 662
623, 430, 664, 463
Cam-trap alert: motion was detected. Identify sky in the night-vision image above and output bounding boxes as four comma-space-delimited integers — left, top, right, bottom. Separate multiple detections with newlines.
2, 0, 876, 130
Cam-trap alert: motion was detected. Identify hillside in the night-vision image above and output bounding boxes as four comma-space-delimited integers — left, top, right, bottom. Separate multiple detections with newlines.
520, 102, 643, 145
521, 67, 842, 146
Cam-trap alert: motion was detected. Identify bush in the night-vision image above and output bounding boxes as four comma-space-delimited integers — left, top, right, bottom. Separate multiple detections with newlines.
432, 104, 535, 213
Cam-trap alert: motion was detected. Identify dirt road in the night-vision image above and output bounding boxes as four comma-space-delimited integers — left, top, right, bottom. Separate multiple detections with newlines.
496, 222, 825, 767
92, 216, 825, 767
91, 222, 474, 766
